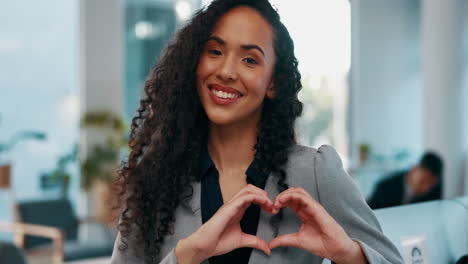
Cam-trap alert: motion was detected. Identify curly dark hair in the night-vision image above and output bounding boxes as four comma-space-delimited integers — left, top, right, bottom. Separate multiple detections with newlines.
112, 0, 303, 262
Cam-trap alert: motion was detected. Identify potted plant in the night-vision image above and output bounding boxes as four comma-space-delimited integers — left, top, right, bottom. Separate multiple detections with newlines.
80, 111, 127, 221
358, 143, 371, 166
40, 144, 77, 198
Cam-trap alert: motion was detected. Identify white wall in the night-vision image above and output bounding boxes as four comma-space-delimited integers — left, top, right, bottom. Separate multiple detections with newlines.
422, 0, 466, 198
350, 0, 468, 197
463, 6, 468, 195
80, 0, 123, 116
79, 0, 123, 217
0, 1, 80, 201
350, 0, 422, 163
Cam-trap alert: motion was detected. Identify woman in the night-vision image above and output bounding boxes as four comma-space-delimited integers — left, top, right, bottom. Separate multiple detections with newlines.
111, 0, 403, 263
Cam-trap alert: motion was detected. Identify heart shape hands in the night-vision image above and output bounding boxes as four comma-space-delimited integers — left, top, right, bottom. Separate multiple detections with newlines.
175, 185, 366, 264
269, 187, 365, 263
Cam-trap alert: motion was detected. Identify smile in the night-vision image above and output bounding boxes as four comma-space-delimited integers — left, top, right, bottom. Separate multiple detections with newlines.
208, 84, 243, 105
211, 89, 241, 99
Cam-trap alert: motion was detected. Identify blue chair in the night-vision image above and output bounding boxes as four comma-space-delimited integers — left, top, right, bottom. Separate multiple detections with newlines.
0, 241, 27, 264
14, 199, 115, 262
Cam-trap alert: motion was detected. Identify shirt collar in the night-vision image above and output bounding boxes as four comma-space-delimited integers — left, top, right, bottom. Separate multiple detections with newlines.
245, 159, 269, 187
199, 147, 269, 187
199, 147, 215, 179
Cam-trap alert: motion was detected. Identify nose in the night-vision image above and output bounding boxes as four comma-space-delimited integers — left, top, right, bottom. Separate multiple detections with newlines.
216, 55, 238, 82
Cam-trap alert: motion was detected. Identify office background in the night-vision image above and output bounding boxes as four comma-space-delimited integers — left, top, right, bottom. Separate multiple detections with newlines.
0, 0, 467, 262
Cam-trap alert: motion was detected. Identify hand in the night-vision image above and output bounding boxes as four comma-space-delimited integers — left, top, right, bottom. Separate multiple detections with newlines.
175, 184, 275, 264
269, 187, 367, 264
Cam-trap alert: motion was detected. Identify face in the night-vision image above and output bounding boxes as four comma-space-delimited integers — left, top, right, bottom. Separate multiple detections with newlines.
196, 6, 276, 126
408, 166, 437, 194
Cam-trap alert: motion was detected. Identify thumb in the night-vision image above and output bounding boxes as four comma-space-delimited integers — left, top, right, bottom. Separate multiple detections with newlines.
239, 233, 271, 255
269, 233, 300, 250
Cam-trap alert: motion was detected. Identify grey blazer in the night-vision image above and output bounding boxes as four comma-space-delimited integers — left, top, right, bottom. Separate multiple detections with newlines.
111, 145, 403, 264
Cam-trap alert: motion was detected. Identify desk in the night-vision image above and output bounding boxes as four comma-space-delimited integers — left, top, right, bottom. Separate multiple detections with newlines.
65, 257, 110, 264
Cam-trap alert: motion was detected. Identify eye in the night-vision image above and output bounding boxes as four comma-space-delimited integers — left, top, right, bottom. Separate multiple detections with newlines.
243, 57, 258, 65
208, 49, 222, 56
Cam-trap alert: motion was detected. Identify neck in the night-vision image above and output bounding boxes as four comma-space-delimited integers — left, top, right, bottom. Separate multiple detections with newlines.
207, 118, 259, 176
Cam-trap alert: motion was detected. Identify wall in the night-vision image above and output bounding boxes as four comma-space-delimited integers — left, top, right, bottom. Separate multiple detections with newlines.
79, 0, 123, 219
349, 0, 423, 165
350, 0, 468, 197
462, 6, 468, 194
0, 0, 80, 220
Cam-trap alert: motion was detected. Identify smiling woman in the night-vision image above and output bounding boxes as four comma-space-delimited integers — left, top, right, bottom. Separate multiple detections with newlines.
196, 6, 275, 127
110, 1, 403, 264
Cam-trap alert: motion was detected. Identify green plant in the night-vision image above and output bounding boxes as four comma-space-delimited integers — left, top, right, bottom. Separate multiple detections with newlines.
358, 143, 371, 165
40, 144, 77, 198
358, 143, 371, 153
0, 131, 47, 163
80, 111, 127, 189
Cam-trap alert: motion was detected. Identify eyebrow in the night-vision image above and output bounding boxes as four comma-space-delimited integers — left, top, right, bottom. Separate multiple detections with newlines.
207, 36, 265, 57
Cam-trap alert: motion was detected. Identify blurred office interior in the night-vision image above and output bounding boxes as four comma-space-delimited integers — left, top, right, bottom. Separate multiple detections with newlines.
0, 0, 467, 263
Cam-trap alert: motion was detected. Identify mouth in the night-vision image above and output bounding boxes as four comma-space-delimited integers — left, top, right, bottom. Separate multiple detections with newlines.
208, 84, 243, 105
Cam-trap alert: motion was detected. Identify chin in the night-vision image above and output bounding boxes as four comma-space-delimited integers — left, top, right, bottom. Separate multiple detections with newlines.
205, 112, 237, 125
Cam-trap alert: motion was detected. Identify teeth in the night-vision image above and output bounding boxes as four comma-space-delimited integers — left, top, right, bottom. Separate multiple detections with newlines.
212, 89, 240, 99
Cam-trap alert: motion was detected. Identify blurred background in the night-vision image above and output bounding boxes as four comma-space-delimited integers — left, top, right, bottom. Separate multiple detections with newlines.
0, 0, 467, 263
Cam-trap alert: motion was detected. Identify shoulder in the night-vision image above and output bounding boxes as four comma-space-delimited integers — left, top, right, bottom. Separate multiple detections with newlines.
288, 144, 365, 205
283, 144, 350, 199
286, 144, 346, 182
287, 144, 343, 168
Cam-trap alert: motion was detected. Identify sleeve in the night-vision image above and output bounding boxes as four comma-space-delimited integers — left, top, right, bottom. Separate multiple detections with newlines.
314, 145, 403, 264
110, 231, 179, 264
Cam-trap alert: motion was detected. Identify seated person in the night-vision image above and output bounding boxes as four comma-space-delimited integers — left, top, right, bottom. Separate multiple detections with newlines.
367, 151, 443, 209
457, 255, 468, 264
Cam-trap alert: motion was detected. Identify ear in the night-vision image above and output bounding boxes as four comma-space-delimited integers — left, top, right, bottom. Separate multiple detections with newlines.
266, 81, 276, 99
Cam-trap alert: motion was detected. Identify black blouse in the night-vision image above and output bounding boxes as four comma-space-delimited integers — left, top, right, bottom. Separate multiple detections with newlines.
200, 150, 269, 264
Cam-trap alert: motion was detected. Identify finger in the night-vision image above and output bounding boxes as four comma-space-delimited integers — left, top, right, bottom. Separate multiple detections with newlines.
269, 233, 300, 250
271, 188, 301, 214
233, 185, 275, 212
275, 190, 320, 214
292, 187, 312, 198
240, 233, 271, 255
199, 193, 275, 246
280, 195, 306, 216
233, 184, 265, 197
273, 188, 297, 207
212, 194, 274, 227
232, 184, 273, 204
274, 192, 315, 219
234, 193, 275, 215
275, 192, 337, 229
275, 191, 308, 211
274, 187, 311, 206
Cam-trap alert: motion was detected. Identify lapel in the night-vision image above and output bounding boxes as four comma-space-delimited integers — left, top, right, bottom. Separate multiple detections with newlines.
186, 182, 211, 264
168, 181, 205, 262
189, 180, 202, 214
248, 172, 279, 264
